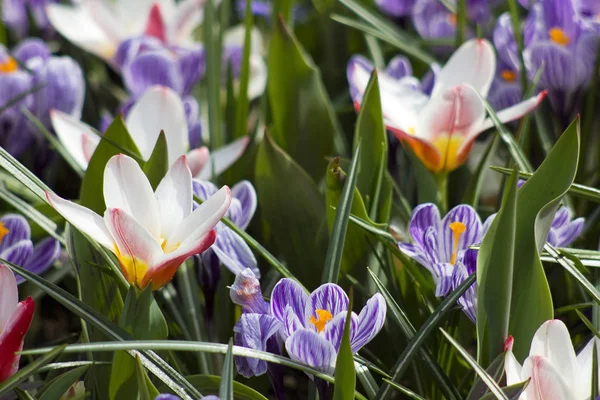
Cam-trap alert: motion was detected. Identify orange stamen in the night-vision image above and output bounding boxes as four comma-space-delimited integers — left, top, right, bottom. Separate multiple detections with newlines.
0, 57, 18, 74
548, 27, 570, 46
501, 70, 517, 82
448, 14, 457, 26
449, 221, 466, 265
309, 309, 333, 333
0, 222, 9, 244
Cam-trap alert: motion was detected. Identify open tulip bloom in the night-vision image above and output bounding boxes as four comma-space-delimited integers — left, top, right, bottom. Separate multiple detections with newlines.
50, 85, 249, 179
46, 154, 232, 290
505, 319, 600, 399
347, 38, 546, 172
0, 264, 35, 382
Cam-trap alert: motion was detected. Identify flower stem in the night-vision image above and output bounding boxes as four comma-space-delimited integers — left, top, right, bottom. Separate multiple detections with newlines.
435, 172, 449, 214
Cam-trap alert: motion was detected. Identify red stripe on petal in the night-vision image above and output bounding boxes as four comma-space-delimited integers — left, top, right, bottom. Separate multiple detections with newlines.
0, 297, 35, 382
144, 3, 167, 43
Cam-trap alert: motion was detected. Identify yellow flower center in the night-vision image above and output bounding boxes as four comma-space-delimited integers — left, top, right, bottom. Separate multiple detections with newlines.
0, 57, 18, 74
501, 70, 517, 82
449, 221, 466, 265
432, 134, 465, 172
115, 246, 149, 289
548, 27, 570, 46
309, 309, 333, 333
0, 222, 9, 244
159, 237, 180, 253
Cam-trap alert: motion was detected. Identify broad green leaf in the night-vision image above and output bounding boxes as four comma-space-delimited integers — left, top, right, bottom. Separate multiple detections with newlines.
13, 388, 36, 400
477, 167, 518, 366
119, 286, 168, 341
267, 16, 340, 181
0, 345, 66, 397
135, 355, 160, 400
219, 340, 234, 400
479, 381, 529, 400
38, 365, 89, 400
143, 131, 169, 190
333, 291, 355, 400
509, 117, 580, 360
79, 115, 141, 214
352, 71, 391, 222
203, 0, 223, 150
440, 329, 508, 400
462, 136, 500, 207
323, 143, 361, 284
466, 352, 507, 400
162, 375, 268, 400
109, 352, 137, 400
234, 0, 253, 140
255, 133, 327, 288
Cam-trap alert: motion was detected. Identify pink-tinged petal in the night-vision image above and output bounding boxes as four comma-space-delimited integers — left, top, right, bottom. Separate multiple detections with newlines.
45, 191, 113, 249
50, 109, 100, 170
46, 3, 118, 61
146, 229, 216, 290
155, 156, 193, 239
475, 90, 547, 135
432, 39, 496, 99
0, 264, 18, 332
270, 278, 308, 324
144, 3, 167, 43
196, 136, 250, 180
285, 329, 337, 375
528, 319, 579, 390
86, 0, 127, 44
0, 297, 34, 383
388, 126, 442, 172
125, 86, 189, 162
167, 186, 232, 248
104, 208, 163, 289
415, 84, 487, 172
186, 147, 209, 177
575, 337, 600, 399
521, 355, 576, 400
504, 343, 524, 386
103, 154, 161, 238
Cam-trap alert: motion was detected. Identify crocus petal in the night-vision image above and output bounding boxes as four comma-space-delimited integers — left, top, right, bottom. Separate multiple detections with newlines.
440, 204, 483, 261
270, 278, 308, 324
123, 51, 183, 97
46, 192, 113, 249
50, 110, 100, 170
408, 203, 441, 250
525, 42, 586, 91
325, 311, 359, 352
230, 181, 257, 230
431, 39, 496, 98
46, 3, 118, 61
351, 293, 387, 353
21, 238, 61, 278
167, 186, 232, 249
305, 283, 349, 326
103, 155, 161, 239
125, 86, 189, 162
186, 147, 210, 177
0, 215, 30, 251
282, 305, 304, 338
551, 218, 584, 247
233, 313, 282, 378
0, 240, 33, 270
529, 319, 579, 390
0, 297, 34, 382
229, 268, 268, 314
212, 228, 259, 277
196, 136, 250, 180
521, 355, 577, 400
0, 264, 18, 332
285, 329, 337, 374
155, 156, 192, 240
552, 207, 571, 228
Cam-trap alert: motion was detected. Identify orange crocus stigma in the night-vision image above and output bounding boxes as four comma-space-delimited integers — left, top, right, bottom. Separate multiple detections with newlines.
448, 13, 457, 26
548, 27, 570, 46
309, 309, 333, 333
501, 70, 517, 82
449, 221, 466, 265
0, 57, 18, 74
0, 222, 9, 244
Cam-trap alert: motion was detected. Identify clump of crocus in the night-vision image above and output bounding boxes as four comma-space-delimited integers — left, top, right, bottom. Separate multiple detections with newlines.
505, 319, 600, 399
0, 264, 35, 382
46, 154, 232, 290
347, 38, 546, 173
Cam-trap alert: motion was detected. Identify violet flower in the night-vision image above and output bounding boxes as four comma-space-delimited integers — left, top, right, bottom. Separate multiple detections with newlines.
2, 0, 58, 39
547, 207, 584, 247
376, 0, 415, 18
0, 38, 84, 157
0, 214, 61, 285
450, 248, 478, 322
193, 180, 259, 277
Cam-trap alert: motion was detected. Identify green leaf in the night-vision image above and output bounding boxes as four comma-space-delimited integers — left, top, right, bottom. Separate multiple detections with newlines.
0, 143, 50, 201
381, 379, 426, 400
267, 16, 340, 181
162, 375, 268, 400
509, 117, 580, 360
462, 135, 500, 207
352, 71, 390, 222
203, 0, 223, 150
0, 345, 66, 397
333, 292, 356, 400
234, 0, 253, 140
79, 115, 142, 214
466, 352, 507, 400
109, 352, 137, 400
478, 381, 529, 400
142, 131, 169, 190
38, 365, 89, 400
440, 329, 508, 400
219, 340, 234, 400
136, 355, 160, 400
323, 143, 361, 284
120, 286, 168, 341
476, 167, 518, 366
255, 133, 326, 288
13, 388, 36, 400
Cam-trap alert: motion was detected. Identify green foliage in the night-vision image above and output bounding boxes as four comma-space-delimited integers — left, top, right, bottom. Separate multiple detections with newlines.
37, 365, 89, 400
333, 292, 356, 400
143, 131, 169, 190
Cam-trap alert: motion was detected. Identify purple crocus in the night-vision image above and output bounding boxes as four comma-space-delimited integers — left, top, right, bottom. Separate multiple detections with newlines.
2, 0, 58, 39
0, 38, 84, 157
193, 180, 259, 277
398, 203, 493, 297
450, 248, 478, 322
0, 214, 61, 284
547, 207, 584, 247
376, 0, 415, 18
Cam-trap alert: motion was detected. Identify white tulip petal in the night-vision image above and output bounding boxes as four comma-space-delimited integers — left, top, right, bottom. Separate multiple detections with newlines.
475, 91, 547, 135
103, 155, 161, 238
522, 355, 577, 400
0, 264, 18, 332
155, 156, 193, 239
50, 110, 100, 170
125, 86, 189, 162
46, 192, 113, 249
186, 147, 209, 177
248, 54, 267, 100
196, 136, 250, 180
